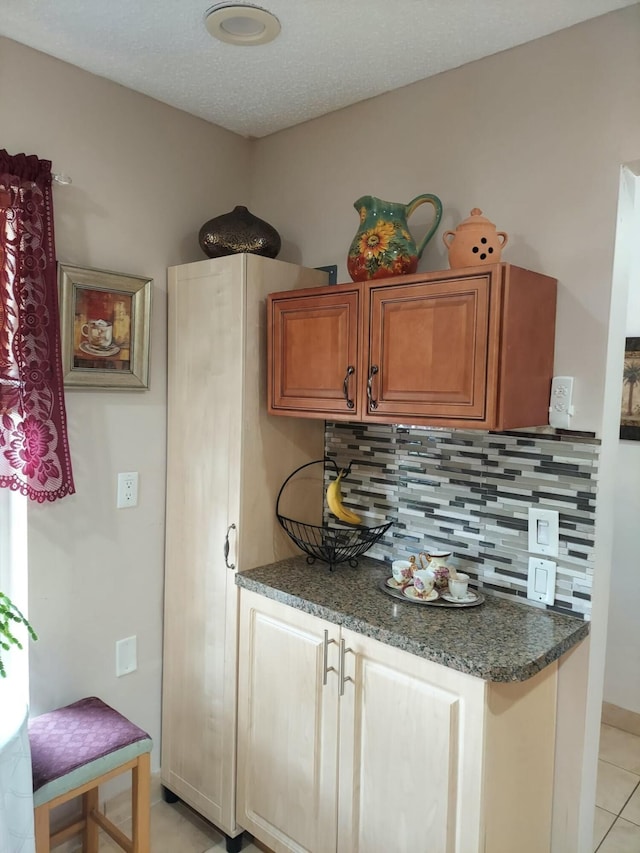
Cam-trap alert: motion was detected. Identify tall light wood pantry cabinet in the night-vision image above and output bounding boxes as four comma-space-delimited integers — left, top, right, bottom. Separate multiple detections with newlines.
161, 254, 326, 851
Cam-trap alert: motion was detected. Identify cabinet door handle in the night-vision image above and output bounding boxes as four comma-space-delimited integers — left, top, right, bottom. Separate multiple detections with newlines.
366, 365, 379, 410
322, 629, 337, 685
224, 523, 236, 570
342, 366, 355, 409
339, 638, 354, 696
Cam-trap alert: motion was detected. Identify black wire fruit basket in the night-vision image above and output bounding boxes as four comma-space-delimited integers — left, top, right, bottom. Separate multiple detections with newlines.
276, 458, 391, 571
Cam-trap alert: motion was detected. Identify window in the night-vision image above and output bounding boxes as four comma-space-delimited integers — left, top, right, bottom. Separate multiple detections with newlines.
0, 488, 28, 701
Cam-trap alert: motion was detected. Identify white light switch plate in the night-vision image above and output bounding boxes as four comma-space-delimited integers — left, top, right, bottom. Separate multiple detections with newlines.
528, 507, 559, 556
116, 636, 137, 676
527, 557, 556, 605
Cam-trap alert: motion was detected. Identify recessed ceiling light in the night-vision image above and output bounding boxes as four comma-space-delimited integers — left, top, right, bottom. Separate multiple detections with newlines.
204, 3, 281, 46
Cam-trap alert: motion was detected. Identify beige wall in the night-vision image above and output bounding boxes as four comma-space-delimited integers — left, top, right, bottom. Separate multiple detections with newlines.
250, 5, 640, 435
0, 36, 252, 768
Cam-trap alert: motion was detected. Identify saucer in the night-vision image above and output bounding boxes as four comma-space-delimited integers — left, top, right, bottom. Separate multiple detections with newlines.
79, 341, 120, 358
403, 586, 438, 603
441, 589, 479, 604
385, 577, 411, 590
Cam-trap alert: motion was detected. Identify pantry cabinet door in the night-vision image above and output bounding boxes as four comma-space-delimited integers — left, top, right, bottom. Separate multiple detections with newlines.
237, 590, 340, 853
268, 284, 361, 419
161, 258, 243, 830
363, 274, 496, 424
337, 629, 487, 853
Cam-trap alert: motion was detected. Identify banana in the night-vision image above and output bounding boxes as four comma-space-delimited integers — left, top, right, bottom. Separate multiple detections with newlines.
327, 470, 362, 525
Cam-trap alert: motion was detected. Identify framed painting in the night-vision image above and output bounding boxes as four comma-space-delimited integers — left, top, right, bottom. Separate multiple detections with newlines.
620, 336, 640, 440
59, 264, 152, 390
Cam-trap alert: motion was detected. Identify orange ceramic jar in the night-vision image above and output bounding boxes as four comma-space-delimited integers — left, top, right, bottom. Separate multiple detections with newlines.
442, 208, 508, 268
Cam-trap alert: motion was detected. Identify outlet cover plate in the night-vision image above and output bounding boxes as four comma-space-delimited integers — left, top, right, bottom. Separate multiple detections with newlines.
117, 472, 138, 508
549, 375, 575, 429
527, 557, 556, 605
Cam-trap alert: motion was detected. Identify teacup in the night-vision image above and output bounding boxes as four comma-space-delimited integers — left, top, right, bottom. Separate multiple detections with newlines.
391, 560, 413, 585
412, 569, 435, 597
448, 573, 470, 599
82, 318, 113, 349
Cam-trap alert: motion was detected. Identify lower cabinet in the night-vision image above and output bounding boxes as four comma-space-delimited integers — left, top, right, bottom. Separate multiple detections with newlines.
236, 589, 559, 853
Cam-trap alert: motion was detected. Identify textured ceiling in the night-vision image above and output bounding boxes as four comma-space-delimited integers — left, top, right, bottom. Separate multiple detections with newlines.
1, 0, 637, 138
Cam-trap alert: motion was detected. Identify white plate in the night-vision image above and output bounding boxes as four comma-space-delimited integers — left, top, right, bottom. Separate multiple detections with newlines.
441, 589, 479, 604
79, 341, 121, 358
385, 577, 411, 590
403, 586, 439, 603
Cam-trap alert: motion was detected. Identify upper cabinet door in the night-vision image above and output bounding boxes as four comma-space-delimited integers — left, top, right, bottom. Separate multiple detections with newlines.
364, 274, 495, 423
268, 284, 361, 419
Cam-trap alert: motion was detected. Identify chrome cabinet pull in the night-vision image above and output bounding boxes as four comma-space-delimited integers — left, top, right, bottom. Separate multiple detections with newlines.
322, 629, 337, 685
343, 365, 355, 409
339, 638, 354, 696
224, 523, 236, 570
366, 365, 379, 410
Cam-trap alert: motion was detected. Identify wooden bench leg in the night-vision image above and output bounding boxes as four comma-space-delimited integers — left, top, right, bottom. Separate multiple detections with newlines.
34, 804, 51, 853
131, 752, 151, 853
83, 787, 100, 853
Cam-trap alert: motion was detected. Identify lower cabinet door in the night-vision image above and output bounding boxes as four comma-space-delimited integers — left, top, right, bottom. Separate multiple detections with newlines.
236, 591, 340, 853
336, 629, 487, 853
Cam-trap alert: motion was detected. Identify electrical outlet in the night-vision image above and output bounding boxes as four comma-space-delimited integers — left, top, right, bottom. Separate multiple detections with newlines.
527, 557, 556, 605
115, 636, 137, 676
117, 472, 138, 508
548, 376, 574, 429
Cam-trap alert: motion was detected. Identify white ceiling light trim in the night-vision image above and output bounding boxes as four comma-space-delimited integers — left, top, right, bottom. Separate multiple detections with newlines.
204, 3, 281, 46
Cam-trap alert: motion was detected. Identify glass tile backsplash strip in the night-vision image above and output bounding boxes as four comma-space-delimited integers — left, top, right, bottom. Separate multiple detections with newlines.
324, 423, 599, 619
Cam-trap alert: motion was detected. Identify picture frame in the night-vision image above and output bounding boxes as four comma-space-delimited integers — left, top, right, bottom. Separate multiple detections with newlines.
620, 336, 640, 440
58, 263, 152, 390
315, 264, 338, 285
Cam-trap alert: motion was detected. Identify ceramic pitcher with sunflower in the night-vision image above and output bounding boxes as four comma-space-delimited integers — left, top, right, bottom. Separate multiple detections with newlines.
347, 194, 443, 281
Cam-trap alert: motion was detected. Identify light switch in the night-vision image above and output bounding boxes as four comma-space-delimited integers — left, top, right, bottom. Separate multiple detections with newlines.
534, 566, 548, 594
528, 507, 559, 556
528, 557, 556, 605
536, 519, 550, 546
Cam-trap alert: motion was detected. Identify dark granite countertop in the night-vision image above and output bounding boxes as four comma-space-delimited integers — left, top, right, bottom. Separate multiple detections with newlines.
235, 556, 589, 682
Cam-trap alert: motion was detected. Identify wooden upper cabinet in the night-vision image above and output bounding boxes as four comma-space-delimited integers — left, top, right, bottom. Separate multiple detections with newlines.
267, 264, 557, 430
268, 283, 361, 419
365, 274, 492, 422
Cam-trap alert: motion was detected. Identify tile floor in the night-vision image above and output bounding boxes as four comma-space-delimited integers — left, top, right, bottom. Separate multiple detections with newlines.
99, 797, 262, 852
96, 722, 640, 852
594, 723, 640, 852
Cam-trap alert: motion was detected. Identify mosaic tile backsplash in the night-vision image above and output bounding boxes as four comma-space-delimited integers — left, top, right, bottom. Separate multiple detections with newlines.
324, 423, 600, 619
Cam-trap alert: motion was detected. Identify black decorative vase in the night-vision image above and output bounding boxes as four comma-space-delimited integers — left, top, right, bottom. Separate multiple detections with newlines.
198, 205, 281, 259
